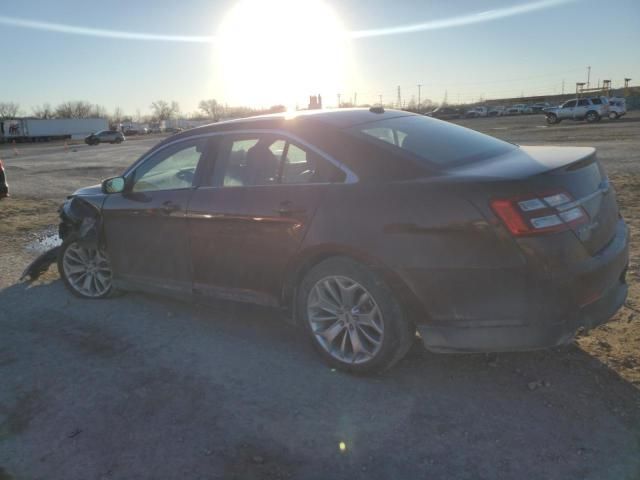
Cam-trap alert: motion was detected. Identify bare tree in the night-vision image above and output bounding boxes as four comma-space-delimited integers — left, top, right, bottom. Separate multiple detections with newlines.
112, 106, 124, 124
32, 103, 54, 119
90, 104, 108, 118
198, 99, 220, 120
150, 100, 180, 121
55, 100, 94, 118
0, 102, 21, 119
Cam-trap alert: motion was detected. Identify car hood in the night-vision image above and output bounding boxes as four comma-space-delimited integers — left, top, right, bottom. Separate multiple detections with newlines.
72, 184, 102, 196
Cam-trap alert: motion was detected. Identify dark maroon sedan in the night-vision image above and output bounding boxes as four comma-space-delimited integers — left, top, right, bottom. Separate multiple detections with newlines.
57, 108, 629, 373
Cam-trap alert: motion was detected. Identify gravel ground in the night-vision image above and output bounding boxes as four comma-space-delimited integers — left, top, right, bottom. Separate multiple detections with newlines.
1, 114, 639, 480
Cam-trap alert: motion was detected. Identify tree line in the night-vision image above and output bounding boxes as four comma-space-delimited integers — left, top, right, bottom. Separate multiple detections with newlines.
0, 99, 285, 123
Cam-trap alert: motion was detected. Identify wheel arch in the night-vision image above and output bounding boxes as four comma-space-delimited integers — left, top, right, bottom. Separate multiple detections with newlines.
281, 244, 426, 327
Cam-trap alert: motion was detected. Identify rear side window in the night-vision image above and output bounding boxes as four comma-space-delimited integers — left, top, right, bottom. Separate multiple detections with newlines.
590, 98, 602, 105
349, 115, 515, 168
578, 99, 589, 106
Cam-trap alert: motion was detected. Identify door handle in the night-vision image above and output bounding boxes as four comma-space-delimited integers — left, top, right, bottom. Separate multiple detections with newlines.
160, 200, 179, 215
275, 201, 306, 216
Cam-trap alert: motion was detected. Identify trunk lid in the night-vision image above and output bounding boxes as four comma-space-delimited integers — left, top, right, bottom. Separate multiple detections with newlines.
451, 146, 618, 255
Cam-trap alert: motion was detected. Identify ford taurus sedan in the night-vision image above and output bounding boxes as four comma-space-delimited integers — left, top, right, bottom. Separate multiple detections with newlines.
57, 108, 629, 373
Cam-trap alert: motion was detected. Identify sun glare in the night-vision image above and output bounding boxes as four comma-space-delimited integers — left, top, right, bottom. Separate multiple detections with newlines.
214, 0, 348, 110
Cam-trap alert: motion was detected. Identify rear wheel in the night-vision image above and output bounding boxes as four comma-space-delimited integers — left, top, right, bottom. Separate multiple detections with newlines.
115, 137, 123, 144
586, 111, 599, 123
58, 238, 114, 299
298, 257, 414, 374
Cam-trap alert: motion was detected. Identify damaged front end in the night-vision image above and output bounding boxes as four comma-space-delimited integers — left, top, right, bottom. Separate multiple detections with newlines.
21, 196, 104, 281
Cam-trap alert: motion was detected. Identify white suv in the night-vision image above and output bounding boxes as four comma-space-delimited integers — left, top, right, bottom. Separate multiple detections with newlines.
543, 97, 609, 124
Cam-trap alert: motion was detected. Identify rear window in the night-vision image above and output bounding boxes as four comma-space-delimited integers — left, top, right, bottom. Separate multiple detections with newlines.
349, 115, 516, 168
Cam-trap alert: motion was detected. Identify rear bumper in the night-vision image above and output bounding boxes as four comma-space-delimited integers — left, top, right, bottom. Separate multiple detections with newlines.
418, 277, 627, 353
416, 219, 630, 353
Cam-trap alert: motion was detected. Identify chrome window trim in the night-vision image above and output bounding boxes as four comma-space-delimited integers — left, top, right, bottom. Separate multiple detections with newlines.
124, 129, 359, 185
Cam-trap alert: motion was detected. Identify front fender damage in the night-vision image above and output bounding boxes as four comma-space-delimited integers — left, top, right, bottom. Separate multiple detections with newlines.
21, 196, 103, 281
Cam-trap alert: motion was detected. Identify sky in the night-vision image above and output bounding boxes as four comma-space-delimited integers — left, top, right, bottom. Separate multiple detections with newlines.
1, 0, 639, 116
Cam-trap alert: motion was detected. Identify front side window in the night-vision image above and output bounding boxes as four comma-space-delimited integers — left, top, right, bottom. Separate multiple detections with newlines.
132, 139, 207, 192
212, 134, 345, 187
350, 115, 515, 168
577, 99, 589, 106
563, 100, 577, 108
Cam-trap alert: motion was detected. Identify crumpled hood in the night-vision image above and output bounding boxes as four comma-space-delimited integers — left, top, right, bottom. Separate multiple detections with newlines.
72, 184, 102, 196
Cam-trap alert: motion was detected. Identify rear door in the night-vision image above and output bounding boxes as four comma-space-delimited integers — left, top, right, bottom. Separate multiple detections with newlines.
574, 99, 590, 119
102, 137, 213, 294
187, 132, 347, 305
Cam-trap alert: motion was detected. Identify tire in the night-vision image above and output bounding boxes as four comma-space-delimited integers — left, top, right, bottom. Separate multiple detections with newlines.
586, 111, 599, 123
546, 114, 558, 125
115, 137, 123, 144
57, 236, 115, 299
297, 257, 415, 374
609, 112, 618, 120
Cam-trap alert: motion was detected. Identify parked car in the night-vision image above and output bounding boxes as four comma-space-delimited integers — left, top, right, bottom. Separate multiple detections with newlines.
544, 97, 610, 124
0, 159, 8, 198
57, 108, 629, 373
426, 107, 462, 120
506, 104, 527, 115
465, 106, 488, 118
85, 130, 126, 145
530, 102, 552, 113
487, 106, 505, 117
123, 127, 148, 136
608, 98, 627, 119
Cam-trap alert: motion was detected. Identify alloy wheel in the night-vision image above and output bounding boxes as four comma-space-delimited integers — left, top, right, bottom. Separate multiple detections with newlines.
62, 242, 112, 297
307, 275, 384, 364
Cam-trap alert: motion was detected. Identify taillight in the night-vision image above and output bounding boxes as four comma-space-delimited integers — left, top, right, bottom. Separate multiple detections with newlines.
491, 191, 588, 236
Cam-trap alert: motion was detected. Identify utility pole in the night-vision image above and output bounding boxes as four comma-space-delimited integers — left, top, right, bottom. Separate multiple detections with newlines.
587, 66, 591, 89
354, 92, 357, 106
397, 86, 401, 108
417, 83, 422, 109
337, 93, 341, 108
378, 94, 383, 105
561, 79, 565, 95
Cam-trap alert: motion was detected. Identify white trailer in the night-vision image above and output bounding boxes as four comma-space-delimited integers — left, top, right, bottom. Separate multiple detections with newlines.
0, 118, 109, 142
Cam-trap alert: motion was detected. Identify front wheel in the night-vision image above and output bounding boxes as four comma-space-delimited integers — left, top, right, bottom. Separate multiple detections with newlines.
546, 114, 559, 125
298, 257, 414, 374
57, 238, 114, 299
609, 112, 619, 120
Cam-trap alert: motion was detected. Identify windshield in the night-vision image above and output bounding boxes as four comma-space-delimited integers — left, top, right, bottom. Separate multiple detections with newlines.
349, 115, 516, 168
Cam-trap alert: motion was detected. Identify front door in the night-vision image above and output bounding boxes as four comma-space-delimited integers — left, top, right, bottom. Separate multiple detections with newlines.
188, 133, 346, 305
559, 99, 576, 119
102, 137, 213, 294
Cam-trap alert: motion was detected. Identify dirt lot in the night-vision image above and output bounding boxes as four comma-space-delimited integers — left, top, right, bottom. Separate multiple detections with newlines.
1, 114, 639, 479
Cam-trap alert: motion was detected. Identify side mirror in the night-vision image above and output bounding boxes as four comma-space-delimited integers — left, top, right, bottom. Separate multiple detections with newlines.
102, 176, 125, 194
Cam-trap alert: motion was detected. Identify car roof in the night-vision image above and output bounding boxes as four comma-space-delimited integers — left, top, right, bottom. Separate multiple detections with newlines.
151, 108, 416, 151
